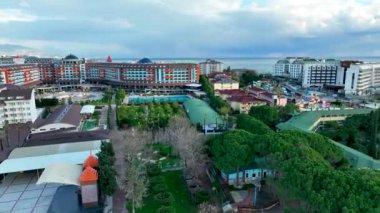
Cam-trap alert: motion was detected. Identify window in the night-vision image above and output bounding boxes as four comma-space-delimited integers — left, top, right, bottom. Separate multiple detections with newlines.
252, 173, 256, 177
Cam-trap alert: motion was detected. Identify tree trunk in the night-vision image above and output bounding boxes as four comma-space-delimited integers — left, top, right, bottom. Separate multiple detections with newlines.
235, 166, 240, 186
132, 198, 135, 213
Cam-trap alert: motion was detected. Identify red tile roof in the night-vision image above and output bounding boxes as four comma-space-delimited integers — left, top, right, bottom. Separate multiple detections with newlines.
228, 95, 265, 104
216, 89, 246, 96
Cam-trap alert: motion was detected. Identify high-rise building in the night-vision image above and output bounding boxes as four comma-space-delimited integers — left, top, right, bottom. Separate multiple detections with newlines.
199, 59, 223, 75
0, 85, 38, 128
301, 59, 343, 88
273, 58, 344, 88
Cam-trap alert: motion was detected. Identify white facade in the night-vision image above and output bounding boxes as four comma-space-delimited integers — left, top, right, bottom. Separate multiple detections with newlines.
273, 59, 303, 79
344, 63, 380, 96
301, 61, 343, 88
0, 88, 38, 128
199, 59, 223, 75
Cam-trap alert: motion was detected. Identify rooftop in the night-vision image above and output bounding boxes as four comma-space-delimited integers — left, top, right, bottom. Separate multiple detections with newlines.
0, 86, 33, 101
228, 95, 265, 104
276, 108, 373, 132
137, 57, 153, 64
33, 104, 82, 129
183, 99, 224, 126
80, 105, 95, 114
64, 54, 79, 60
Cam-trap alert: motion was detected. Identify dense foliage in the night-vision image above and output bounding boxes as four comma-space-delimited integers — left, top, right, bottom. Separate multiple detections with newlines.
209, 115, 380, 212
115, 89, 126, 105
117, 102, 181, 128
249, 105, 280, 128
97, 142, 117, 196
199, 75, 230, 116
236, 114, 273, 135
239, 70, 262, 87
35, 98, 59, 108
319, 109, 380, 159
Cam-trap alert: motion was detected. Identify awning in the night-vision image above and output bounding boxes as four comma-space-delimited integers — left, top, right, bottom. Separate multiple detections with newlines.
36, 163, 83, 186
0, 140, 102, 174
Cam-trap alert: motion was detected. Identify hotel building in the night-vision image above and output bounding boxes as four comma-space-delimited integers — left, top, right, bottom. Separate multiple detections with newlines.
0, 64, 40, 87
85, 57, 200, 88
0, 85, 38, 128
199, 59, 223, 75
301, 59, 343, 88
25, 57, 57, 84
344, 63, 380, 96
54, 54, 86, 84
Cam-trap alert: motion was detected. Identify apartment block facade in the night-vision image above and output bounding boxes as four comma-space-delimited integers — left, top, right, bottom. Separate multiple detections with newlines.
0, 86, 38, 128
199, 59, 223, 75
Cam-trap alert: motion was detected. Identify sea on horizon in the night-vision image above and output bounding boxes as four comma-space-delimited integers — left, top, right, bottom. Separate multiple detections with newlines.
110, 57, 380, 74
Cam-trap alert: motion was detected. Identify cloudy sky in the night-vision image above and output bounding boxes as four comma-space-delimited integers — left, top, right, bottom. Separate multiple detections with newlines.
1, 0, 380, 58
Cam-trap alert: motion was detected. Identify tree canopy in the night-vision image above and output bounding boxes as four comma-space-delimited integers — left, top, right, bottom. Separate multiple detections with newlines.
236, 114, 273, 135
249, 105, 279, 128
209, 116, 380, 212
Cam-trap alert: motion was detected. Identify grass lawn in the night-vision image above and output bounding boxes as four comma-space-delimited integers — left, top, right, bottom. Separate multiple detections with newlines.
135, 171, 197, 213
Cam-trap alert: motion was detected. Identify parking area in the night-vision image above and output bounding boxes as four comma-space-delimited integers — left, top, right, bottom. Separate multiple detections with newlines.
0, 172, 62, 213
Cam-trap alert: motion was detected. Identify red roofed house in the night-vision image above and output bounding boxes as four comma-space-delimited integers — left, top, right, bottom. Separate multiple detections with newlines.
208, 72, 239, 90
228, 96, 266, 114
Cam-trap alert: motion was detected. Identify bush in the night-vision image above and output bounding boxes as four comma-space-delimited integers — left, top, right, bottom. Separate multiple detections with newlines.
147, 164, 161, 177
153, 183, 167, 193
159, 145, 172, 156
194, 191, 211, 204
156, 206, 175, 213
150, 176, 165, 185
154, 192, 174, 205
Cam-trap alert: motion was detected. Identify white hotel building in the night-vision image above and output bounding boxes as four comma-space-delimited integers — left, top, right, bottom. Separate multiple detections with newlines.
273, 58, 344, 88
0, 85, 38, 128
344, 63, 380, 96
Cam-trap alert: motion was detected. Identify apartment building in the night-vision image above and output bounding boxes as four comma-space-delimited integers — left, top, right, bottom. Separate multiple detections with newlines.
0, 85, 38, 128
199, 59, 223, 75
0, 64, 40, 86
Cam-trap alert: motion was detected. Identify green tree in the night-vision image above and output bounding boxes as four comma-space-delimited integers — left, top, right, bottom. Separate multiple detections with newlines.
97, 142, 117, 196
369, 110, 379, 158
249, 105, 279, 128
210, 129, 255, 186
239, 70, 261, 87
279, 102, 299, 121
236, 114, 273, 135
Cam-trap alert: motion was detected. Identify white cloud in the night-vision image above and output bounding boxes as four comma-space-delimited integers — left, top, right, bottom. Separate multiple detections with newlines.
0, 9, 36, 22
91, 18, 132, 29
18, 0, 30, 8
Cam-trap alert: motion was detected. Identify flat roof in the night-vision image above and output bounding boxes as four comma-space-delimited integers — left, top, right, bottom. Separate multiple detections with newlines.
0, 140, 103, 174
26, 130, 109, 147
80, 105, 95, 114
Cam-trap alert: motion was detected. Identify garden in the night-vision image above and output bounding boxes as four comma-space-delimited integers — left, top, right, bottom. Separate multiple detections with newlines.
117, 102, 182, 129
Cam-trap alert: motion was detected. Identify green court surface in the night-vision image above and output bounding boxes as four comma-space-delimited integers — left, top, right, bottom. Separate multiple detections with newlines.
82, 119, 98, 131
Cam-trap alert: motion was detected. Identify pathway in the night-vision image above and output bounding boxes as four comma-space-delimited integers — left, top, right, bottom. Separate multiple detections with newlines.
109, 97, 128, 213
